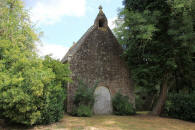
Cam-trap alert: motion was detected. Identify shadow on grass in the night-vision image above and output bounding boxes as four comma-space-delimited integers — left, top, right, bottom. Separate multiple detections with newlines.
0, 119, 33, 130
136, 111, 150, 115
1, 112, 195, 130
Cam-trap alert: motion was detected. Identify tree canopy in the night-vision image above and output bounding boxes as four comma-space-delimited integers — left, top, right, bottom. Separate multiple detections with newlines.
114, 0, 195, 115
0, 0, 70, 125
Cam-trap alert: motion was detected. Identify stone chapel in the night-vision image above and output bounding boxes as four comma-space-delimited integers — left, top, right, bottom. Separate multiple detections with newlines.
61, 6, 135, 114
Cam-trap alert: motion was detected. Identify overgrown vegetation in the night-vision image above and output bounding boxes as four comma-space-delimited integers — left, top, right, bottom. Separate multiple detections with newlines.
0, 0, 194, 126
0, 0, 70, 125
38, 56, 70, 124
72, 105, 93, 117
114, 0, 195, 115
71, 81, 96, 117
112, 92, 135, 115
135, 86, 157, 111
163, 93, 195, 122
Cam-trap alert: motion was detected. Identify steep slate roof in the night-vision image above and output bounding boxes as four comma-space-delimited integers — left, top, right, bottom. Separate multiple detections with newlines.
61, 6, 108, 63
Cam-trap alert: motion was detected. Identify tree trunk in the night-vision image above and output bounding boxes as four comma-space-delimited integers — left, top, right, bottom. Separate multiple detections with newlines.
150, 77, 168, 116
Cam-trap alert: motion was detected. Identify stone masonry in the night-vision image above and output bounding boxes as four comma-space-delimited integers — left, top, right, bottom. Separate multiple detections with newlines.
61, 6, 135, 114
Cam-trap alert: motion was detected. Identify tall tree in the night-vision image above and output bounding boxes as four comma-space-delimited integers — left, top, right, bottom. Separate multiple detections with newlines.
114, 0, 195, 115
0, 0, 70, 125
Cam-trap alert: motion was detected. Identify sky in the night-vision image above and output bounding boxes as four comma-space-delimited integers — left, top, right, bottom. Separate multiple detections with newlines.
22, 0, 124, 60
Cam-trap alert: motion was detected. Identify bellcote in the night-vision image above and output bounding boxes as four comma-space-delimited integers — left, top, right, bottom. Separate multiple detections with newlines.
94, 6, 108, 29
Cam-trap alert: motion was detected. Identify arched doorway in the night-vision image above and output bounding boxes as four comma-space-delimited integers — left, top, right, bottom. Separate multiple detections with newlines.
93, 86, 113, 114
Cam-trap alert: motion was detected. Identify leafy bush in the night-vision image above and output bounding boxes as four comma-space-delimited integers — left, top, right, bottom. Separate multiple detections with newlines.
112, 92, 135, 115
71, 81, 96, 117
0, 0, 70, 125
38, 56, 70, 124
163, 92, 195, 122
38, 83, 66, 124
72, 105, 92, 117
0, 53, 54, 125
0, 52, 70, 125
135, 86, 158, 111
135, 94, 145, 111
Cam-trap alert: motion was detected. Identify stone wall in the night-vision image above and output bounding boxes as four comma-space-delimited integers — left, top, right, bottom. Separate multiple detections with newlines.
67, 27, 135, 113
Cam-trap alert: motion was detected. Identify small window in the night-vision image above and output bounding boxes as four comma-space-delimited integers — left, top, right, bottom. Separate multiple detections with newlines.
99, 19, 105, 27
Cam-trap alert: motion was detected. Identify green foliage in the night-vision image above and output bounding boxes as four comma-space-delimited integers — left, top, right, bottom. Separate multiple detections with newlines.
38, 56, 70, 124
163, 92, 195, 122
116, 0, 194, 89
135, 85, 159, 111
72, 80, 96, 117
73, 81, 95, 107
42, 56, 71, 115
135, 94, 145, 111
112, 92, 135, 115
43, 56, 71, 86
38, 83, 66, 124
114, 0, 195, 113
72, 105, 92, 117
0, 0, 70, 125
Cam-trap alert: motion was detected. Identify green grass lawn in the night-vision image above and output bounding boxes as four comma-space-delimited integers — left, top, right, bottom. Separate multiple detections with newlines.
1, 112, 195, 130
